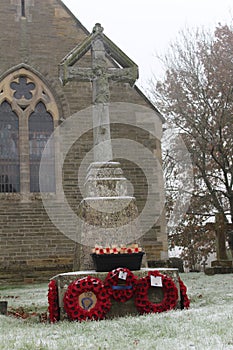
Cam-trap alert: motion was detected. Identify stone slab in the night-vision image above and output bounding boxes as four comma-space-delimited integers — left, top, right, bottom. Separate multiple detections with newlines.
51, 268, 181, 320
211, 260, 233, 268
205, 266, 233, 275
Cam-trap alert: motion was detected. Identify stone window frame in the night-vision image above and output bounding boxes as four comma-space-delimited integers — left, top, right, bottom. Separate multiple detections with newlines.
0, 67, 63, 201
0, 101, 20, 192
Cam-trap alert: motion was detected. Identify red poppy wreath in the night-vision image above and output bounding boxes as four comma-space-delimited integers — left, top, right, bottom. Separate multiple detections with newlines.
63, 276, 111, 322
48, 279, 60, 323
134, 270, 178, 314
104, 267, 138, 302
179, 277, 190, 309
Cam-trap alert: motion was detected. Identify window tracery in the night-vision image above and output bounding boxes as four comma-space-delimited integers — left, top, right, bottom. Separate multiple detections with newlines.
0, 67, 59, 195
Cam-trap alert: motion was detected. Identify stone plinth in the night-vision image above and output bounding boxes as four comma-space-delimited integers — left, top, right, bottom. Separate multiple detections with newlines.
51, 268, 181, 320
77, 196, 140, 270
84, 162, 128, 197
80, 196, 138, 224
76, 161, 141, 270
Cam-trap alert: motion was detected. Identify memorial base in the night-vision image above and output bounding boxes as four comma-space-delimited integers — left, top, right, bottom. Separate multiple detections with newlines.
50, 268, 181, 320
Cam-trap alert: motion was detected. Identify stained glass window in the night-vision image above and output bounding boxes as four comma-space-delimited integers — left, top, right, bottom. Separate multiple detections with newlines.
0, 101, 20, 192
29, 102, 55, 192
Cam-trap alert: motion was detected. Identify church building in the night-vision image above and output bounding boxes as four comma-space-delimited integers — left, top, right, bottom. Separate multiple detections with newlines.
0, 0, 167, 283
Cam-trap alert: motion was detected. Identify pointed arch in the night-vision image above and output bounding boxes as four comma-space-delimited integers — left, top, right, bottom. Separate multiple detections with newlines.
0, 66, 60, 120
0, 65, 60, 196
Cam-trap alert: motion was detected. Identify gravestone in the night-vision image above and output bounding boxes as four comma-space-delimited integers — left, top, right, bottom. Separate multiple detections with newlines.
0, 301, 7, 315
60, 24, 141, 270
211, 213, 232, 268
205, 213, 233, 274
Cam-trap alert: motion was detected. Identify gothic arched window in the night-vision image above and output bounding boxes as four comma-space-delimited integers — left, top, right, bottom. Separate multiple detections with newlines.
29, 102, 55, 192
0, 66, 60, 197
0, 101, 20, 192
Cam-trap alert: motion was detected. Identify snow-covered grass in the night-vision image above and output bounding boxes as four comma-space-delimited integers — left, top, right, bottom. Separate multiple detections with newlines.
0, 273, 233, 350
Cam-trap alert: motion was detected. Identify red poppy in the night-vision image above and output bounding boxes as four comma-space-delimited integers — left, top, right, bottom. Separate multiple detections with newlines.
48, 280, 59, 323
63, 276, 111, 322
179, 277, 190, 309
104, 268, 138, 302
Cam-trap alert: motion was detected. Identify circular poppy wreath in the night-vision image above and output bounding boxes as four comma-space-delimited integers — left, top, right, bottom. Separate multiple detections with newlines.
48, 279, 59, 323
104, 267, 138, 302
134, 271, 178, 314
179, 277, 190, 309
63, 276, 111, 322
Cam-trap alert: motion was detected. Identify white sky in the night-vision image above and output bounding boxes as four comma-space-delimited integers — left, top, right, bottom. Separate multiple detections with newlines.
62, 0, 233, 91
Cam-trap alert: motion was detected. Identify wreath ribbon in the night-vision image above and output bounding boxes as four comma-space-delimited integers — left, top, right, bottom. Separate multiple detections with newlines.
111, 285, 133, 290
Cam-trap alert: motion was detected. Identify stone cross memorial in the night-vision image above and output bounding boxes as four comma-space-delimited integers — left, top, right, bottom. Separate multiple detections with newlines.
60, 23, 138, 162
60, 24, 140, 270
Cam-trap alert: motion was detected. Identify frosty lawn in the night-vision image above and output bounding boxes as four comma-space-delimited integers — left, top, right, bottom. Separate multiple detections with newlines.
0, 273, 233, 350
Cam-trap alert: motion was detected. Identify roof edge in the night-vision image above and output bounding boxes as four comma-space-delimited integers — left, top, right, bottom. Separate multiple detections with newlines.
58, 0, 90, 36
134, 85, 166, 123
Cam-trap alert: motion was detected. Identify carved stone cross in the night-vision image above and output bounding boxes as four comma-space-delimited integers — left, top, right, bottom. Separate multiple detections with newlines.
60, 23, 138, 162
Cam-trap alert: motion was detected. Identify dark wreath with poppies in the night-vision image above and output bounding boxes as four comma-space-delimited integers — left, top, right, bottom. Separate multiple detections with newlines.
179, 277, 190, 309
104, 267, 138, 302
48, 279, 60, 323
134, 270, 178, 314
63, 276, 111, 321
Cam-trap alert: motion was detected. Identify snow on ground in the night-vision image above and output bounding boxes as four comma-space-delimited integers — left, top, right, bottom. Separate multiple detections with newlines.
0, 273, 233, 350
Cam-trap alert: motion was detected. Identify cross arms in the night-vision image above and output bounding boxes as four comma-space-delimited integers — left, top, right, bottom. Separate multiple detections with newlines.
60, 66, 138, 86
107, 66, 138, 86
60, 67, 95, 84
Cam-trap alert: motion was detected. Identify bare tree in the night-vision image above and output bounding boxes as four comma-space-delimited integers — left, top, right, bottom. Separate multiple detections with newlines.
152, 24, 233, 221
151, 24, 233, 261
